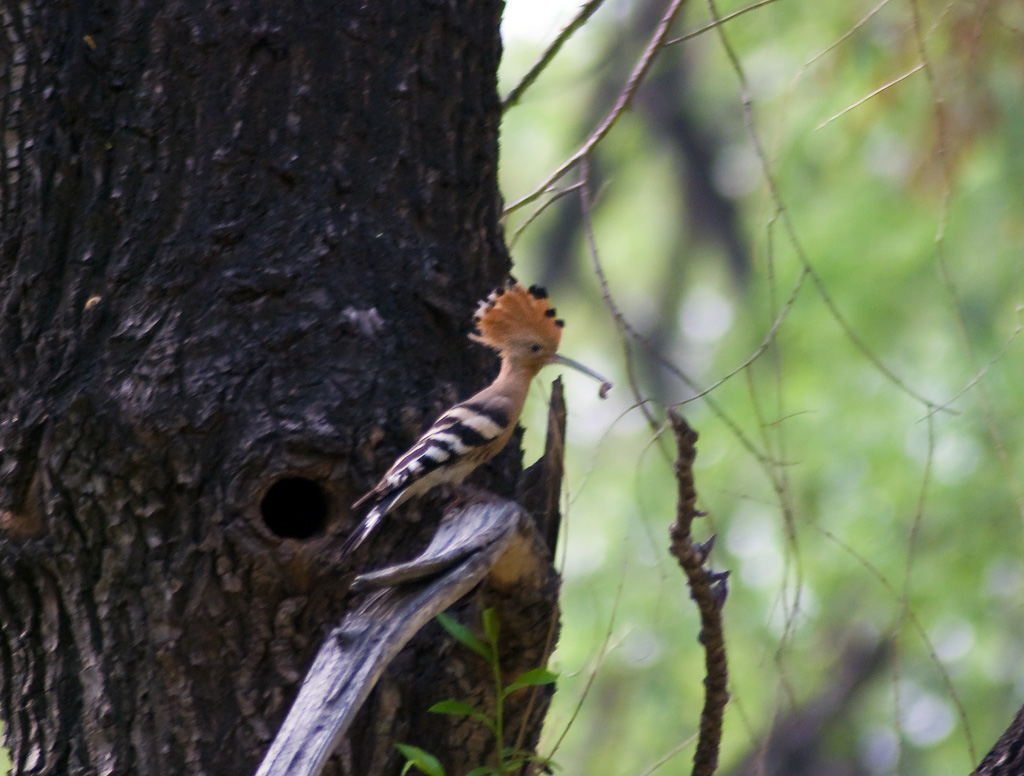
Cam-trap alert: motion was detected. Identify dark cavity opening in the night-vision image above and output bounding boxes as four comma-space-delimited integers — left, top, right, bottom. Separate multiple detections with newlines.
260, 477, 329, 539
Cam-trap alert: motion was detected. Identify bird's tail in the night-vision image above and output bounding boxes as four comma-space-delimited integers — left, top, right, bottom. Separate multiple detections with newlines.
340, 491, 403, 558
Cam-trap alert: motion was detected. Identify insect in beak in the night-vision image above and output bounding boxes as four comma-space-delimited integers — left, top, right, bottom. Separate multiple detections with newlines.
548, 353, 613, 399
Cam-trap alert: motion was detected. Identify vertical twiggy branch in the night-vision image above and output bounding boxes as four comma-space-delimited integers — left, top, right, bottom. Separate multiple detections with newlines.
667, 411, 729, 776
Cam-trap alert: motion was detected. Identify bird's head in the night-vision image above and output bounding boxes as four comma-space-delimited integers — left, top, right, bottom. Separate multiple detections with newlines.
470, 280, 563, 376
470, 280, 612, 397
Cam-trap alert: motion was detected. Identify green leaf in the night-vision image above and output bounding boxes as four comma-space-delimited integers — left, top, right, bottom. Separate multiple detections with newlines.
395, 744, 446, 776
428, 698, 482, 716
465, 767, 501, 776
482, 607, 500, 648
502, 667, 559, 697
428, 699, 497, 733
436, 613, 492, 661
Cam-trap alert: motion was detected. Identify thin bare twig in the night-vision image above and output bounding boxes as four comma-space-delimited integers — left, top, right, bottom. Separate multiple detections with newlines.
816, 64, 924, 130
578, 158, 660, 431
543, 566, 627, 762
665, 0, 779, 46
502, 0, 607, 112
636, 732, 700, 776
673, 266, 808, 407
508, 181, 586, 247
928, 323, 1023, 416
798, 0, 892, 71
504, 0, 690, 216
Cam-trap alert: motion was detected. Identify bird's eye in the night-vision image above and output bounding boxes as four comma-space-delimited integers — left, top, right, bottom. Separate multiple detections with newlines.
530, 344, 542, 353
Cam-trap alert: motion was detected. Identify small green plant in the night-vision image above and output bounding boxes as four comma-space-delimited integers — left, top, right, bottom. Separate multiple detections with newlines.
397, 608, 559, 776
397, 743, 446, 776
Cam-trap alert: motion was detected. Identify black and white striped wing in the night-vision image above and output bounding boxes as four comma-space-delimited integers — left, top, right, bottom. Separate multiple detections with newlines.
344, 400, 512, 556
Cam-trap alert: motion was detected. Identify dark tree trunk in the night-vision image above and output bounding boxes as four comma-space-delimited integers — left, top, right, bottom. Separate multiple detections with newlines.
0, 2, 557, 774
973, 704, 1024, 776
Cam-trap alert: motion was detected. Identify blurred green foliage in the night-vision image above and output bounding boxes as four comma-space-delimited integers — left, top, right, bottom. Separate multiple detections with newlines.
500, 0, 1024, 774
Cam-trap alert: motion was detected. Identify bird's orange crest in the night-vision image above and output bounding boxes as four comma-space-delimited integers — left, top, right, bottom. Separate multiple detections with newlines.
470, 279, 564, 353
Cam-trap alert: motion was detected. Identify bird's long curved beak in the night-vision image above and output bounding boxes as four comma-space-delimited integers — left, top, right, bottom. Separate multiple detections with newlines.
549, 354, 613, 399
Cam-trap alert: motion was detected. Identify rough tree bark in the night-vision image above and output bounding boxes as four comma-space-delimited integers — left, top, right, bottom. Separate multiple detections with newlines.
0, 2, 558, 774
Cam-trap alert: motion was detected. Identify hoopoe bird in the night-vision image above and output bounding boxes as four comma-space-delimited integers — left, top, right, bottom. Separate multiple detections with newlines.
342, 279, 610, 558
